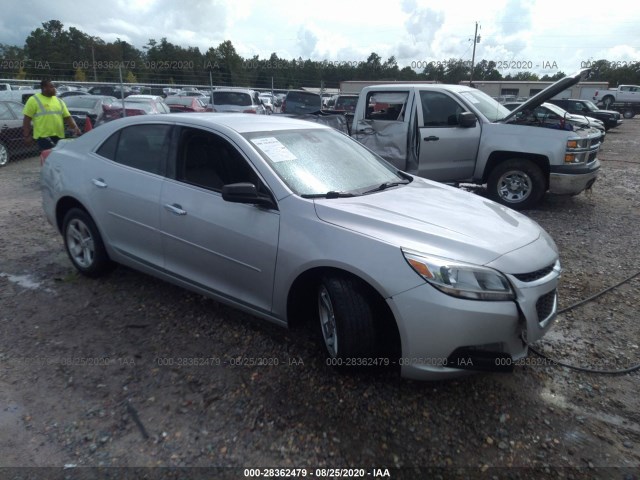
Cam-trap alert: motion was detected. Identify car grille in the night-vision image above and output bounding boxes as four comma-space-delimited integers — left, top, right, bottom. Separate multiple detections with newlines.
513, 264, 555, 282
536, 290, 557, 323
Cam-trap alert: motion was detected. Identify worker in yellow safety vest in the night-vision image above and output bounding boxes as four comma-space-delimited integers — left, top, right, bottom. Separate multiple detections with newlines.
23, 79, 81, 151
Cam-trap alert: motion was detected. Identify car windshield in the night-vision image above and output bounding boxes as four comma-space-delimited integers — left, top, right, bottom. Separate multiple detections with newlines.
459, 89, 510, 122
243, 129, 405, 196
63, 97, 100, 109
582, 101, 599, 111
213, 92, 252, 106
287, 92, 321, 105
540, 103, 568, 117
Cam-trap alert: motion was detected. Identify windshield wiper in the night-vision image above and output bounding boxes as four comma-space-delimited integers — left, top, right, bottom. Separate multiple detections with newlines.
361, 179, 411, 195
301, 191, 357, 199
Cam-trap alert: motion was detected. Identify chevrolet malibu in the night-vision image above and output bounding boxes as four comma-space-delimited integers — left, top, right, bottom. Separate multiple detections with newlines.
41, 114, 561, 380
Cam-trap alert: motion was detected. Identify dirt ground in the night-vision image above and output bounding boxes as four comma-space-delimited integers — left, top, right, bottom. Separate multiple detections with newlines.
0, 119, 639, 480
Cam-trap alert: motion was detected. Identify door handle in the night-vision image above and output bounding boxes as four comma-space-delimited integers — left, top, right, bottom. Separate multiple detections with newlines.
164, 203, 187, 216
91, 178, 107, 188
423, 136, 440, 141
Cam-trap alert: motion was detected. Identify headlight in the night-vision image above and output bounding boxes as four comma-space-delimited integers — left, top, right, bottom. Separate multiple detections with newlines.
402, 249, 515, 301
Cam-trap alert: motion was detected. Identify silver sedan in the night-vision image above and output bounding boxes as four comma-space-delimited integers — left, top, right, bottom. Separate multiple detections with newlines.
41, 114, 561, 380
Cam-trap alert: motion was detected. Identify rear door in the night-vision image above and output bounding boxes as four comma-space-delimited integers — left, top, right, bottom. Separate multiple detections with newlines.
352, 90, 413, 171
87, 123, 172, 267
416, 89, 480, 181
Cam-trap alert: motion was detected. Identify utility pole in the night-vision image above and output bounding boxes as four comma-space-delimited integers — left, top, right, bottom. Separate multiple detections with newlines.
469, 22, 480, 87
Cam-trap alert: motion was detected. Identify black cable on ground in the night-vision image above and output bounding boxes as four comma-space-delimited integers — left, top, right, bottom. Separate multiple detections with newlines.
527, 269, 640, 375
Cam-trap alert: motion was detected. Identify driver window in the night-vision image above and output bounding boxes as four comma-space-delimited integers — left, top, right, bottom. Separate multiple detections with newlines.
420, 91, 464, 127
176, 127, 260, 192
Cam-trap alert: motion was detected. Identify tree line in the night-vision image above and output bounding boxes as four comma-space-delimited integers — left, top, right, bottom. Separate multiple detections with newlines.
1, 20, 639, 89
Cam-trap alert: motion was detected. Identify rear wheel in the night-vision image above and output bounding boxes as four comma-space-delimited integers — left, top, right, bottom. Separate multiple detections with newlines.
0, 143, 8, 167
317, 274, 377, 360
487, 159, 546, 210
602, 95, 615, 109
62, 208, 114, 277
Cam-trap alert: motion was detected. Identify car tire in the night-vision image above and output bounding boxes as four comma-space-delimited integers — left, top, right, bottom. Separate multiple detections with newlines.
62, 208, 114, 277
317, 274, 377, 360
623, 110, 635, 119
487, 159, 546, 210
0, 143, 8, 167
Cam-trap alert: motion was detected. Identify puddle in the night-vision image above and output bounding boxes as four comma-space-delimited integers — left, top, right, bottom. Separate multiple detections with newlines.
0, 272, 42, 290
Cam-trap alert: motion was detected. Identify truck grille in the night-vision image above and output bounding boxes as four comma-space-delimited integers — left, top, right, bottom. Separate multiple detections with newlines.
513, 264, 555, 282
536, 290, 557, 323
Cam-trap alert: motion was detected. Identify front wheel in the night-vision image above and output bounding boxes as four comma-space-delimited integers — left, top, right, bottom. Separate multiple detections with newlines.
623, 110, 635, 119
317, 274, 377, 360
0, 143, 8, 167
62, 208, 114, 277
487, 159, 546, 210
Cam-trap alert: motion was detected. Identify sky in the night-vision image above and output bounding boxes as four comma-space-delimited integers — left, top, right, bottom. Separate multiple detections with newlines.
1, 0, 639, 77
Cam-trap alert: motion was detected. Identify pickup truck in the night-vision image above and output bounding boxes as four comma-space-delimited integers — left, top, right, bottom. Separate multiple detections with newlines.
593, 85, 640, 117
345, 70, 602, 210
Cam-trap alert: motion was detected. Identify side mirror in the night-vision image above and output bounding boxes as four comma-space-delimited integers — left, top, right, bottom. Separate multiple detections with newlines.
459, 111, 477, 128
221, 183, 275, 209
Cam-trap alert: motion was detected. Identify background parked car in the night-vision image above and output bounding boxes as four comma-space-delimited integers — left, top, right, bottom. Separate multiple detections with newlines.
282, 90, 322, 114
0, 100, 39, 166
88, 85, 133, 98
123, 94, 171, 113
62, 95, 118, 129
164, 96, 207, 112
503, 101, 606, 140
332, 94, 359, 112
101, 97, 170, 122
547, 98, 623, 130
258, 93, 275, 114
207, 88, 266, 114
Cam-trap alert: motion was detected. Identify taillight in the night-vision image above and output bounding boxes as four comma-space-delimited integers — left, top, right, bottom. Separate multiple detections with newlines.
40, 149, 52, 166
282, 99, 286, 112
243, 109, 257, 114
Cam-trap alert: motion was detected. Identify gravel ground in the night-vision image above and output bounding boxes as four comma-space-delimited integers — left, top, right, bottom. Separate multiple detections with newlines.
0, 120, 639, 480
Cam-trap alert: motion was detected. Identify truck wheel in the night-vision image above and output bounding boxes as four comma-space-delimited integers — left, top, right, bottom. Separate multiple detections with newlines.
623, 110, 635, 119
602, 95, 615, 109
487, 159, 545, 210
317, 274, 377, 361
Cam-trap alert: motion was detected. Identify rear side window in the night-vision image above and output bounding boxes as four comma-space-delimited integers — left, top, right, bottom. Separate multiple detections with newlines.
96, 124, 172, 175
365, 91, 408, 121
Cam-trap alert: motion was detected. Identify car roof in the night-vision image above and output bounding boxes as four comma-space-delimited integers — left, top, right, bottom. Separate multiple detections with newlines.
99, 112, 328, 134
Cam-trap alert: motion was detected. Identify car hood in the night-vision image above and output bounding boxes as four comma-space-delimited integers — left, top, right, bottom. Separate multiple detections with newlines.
502, 69, 592, 123
313, 179, 558, 272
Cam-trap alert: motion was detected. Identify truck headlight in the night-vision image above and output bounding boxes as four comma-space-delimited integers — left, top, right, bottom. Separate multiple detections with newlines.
402, 249, 515, 301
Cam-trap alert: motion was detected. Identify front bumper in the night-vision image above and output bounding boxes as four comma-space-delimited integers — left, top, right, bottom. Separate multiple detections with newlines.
548, 159, 600, 196
388, 264, 560, 380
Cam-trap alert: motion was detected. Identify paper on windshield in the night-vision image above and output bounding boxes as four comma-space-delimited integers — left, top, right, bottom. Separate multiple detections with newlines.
251, 137, 297, 162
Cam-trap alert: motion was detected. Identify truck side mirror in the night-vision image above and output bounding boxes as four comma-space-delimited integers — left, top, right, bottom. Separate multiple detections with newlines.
459, 112, 477, 128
